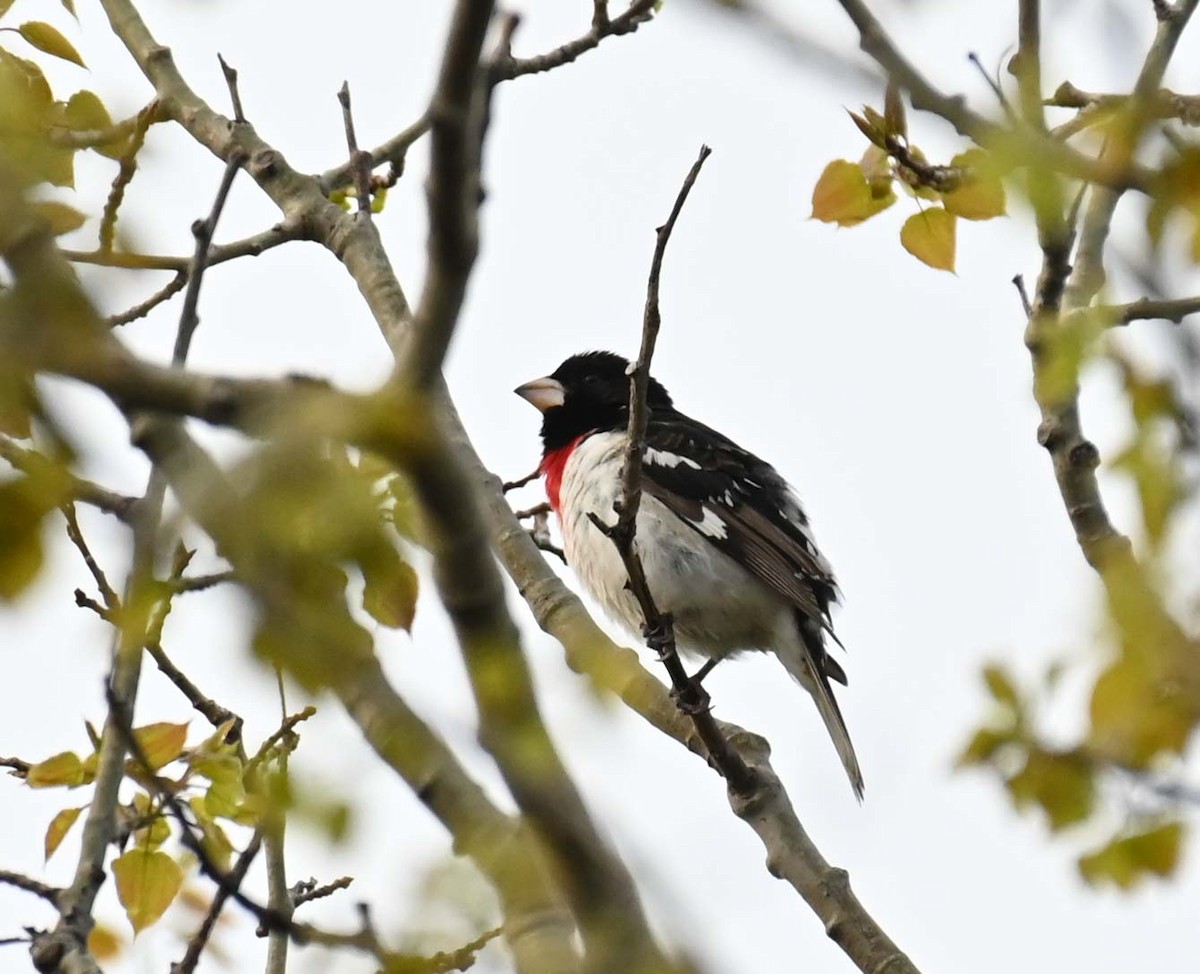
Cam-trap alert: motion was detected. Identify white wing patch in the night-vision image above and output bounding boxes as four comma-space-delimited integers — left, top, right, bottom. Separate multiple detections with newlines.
644, 447, 701, 470
686, 505, 728, 539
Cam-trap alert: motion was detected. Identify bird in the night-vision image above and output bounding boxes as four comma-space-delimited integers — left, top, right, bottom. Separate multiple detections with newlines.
515, 350, 863, 798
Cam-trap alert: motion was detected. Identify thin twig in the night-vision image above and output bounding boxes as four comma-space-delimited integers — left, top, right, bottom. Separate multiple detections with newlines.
175, 154, 245, 363
146, 642, 242, 736
495, 0, 657, 80
106, 271, 188, 328
291, 876, 353, 909
0, 437, 138, 522
98, 102, 158, 253
61, 503, 121, 609
589, 145, 756, 795
502, 467, 541, 492
337, 82, 374, 215
1012, 275, 1033, 317
173, 832, 263, 974
217, 54, 245, 124
0, 871, 61, 906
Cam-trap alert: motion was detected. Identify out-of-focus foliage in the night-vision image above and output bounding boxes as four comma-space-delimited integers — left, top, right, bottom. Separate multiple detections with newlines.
811, 89, 1006, 272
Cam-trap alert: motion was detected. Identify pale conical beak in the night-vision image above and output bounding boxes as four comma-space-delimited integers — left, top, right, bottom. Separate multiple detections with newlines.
514, 376, 565, 412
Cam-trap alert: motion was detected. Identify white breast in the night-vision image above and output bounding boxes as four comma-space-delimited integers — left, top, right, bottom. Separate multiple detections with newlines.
557, 431, 787, 659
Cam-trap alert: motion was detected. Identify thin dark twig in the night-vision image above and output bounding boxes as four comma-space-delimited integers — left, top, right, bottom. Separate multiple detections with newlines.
514, 502, 551, 519
146, 643, 242, 736
292, 876, 353, 908
0, 871, 61, 906
589, 145, 756, 795
337, 82, 374, 215
62, 503, 121, 609
1013, 275, 1033, 317
966, 52, 1014, 120
107, 271, 188, 328
175, 153, 245, 363
217, 54, 245, 124
169, 570, 236, 593
502, 467, 541, 492
75, 588, 116, 622
173, 832, 263, 974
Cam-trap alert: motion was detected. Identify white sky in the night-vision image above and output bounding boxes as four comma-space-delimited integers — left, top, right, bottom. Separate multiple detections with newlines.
2, 1, 1199, 972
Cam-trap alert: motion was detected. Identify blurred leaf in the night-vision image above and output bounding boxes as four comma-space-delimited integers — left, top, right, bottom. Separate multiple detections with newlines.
87, 924, 122, 961
370, 184, 388, 214
956, 727, 1010, 768
362, 546, 418, 630
188, 797, 235, 870
811, 159, 894, 226
26, 750, 85, 788
884, 81, 906, 139
982, 663, 1019, 708
1089, 657, 1193, 765
193, 752, 245, 820
900, 207, 956, 271
1006, 749, 1094, 831
943, 149, 1006, 220
0, 0, 17, 18
1111, 435, 1184, 546
132, 722, 188, 771
112, 848, 183, 933
60, 0, 78, 19
1079, 822, 1185, 889
18, 22, 85, 67
33, 201, 86, 235
0, 367, 35, 438
847, 110, 886, 149
44, 805, 83, 859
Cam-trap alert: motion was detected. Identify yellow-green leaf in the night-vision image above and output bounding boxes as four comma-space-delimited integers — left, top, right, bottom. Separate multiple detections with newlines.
1079, 823, 1185, 889
900, 207, 956, 272
18, 21, 85, 67
955, 727, 1009, 768
811, 159, 895, 227
63, 89, 111, 131
134, 813, 171, 851
1006, 749, 1095, 831
112, 848, 183, 933
26, 751, 85, 788
362, 550, 419, 631
133, 722, 188, 771
0, 0, 17, 19
87, 925, 122, 961
943, 150, 1006, 220
982, 664, 1018, 708
44, 806, 83, 860
60, 0, 78, 20
33, 201, 87, 236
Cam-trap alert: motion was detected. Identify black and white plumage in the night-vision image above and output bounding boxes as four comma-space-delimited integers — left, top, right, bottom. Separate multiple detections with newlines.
515, 351, 863, 798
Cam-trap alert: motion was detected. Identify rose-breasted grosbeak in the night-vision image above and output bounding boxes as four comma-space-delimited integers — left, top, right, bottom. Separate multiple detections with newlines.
516, 351, 863, 798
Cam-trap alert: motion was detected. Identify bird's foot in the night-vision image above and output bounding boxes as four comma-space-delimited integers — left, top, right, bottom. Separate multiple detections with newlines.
641, 613, 675, 658
670, 679, 712, 716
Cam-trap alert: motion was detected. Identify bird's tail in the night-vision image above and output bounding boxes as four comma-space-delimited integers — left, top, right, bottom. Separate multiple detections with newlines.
779, 618, 865, 801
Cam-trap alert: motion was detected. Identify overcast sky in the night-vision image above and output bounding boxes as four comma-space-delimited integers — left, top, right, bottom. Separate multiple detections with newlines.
3, 1, 1199, 972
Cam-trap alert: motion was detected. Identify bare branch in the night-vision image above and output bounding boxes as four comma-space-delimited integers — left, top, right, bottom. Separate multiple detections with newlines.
98, 102, 158, 253
61, 503, 121, 609
174, 832, 263, 974
106, 271, 188, 327
0, 871, 61, 906
495, 0, 657, 80
336, 82, 374, 215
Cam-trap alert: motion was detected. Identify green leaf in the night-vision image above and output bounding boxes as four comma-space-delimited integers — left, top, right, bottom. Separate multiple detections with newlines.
18, 21, 85, 67
63, 89, 111, 131
811, 159, 895, 227
60, 0, 78, 19
1079, 823, 1185, 889
900, 207, 956, 272
134, 813, 171, 851
112, 848, 183, 933
0, 467, 71, 600
955, 727, 1009, 768
0, 0, 17, 19
132, 722, 188, 771
982, 663, 1018, 708
942, 149, 1006, 220
1006, 749, 1095, 831
44, 806, 83, 860
26, 751, 85, 788
33, 201, 87, 235
362, 547, 418, 630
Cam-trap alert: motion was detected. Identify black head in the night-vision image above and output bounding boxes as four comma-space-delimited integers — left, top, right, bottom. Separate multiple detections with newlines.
515, 350, 673, 452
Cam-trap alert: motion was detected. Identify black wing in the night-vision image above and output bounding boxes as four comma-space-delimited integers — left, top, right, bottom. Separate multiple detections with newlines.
639, 409, 846, 677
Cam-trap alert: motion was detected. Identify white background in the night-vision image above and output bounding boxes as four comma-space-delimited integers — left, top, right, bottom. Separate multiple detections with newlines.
2, 1, 1198, 972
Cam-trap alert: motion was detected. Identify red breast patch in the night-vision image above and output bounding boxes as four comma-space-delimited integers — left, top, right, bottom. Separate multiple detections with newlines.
540, 435, 585, 513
